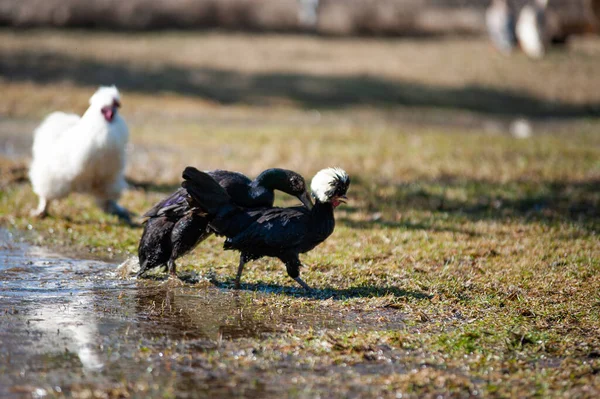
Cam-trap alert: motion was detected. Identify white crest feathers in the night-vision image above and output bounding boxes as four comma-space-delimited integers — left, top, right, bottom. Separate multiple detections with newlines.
89, 85, 120, 107
310, 167, 349, 203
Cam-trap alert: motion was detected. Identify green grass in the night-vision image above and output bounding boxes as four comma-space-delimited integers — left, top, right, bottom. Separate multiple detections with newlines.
2, 126, 598, 397
1, 30, 599, 398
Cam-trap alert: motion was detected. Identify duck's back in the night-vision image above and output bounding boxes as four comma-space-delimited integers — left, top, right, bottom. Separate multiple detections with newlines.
222, 203, 334, 256
223, 206, 309, 254
209, 170, 274, 208
143, 187, 189, 219
143, 170, 268, 221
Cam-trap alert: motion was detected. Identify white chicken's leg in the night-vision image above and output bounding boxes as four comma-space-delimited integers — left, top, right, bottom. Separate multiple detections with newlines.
97, 199, 131, 223
30, 197, 49, 218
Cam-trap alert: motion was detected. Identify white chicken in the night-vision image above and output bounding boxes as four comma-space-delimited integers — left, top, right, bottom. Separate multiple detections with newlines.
29, 86, 130, 221
486, 0, 517, 55
516, 0, 548, 59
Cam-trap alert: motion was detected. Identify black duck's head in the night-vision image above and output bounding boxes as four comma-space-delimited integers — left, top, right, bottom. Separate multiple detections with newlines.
310, 167, 350, 208
257, 168, 313, 209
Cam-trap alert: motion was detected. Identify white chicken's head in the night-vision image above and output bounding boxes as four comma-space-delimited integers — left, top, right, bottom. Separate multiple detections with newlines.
89, 86, 121, 123
310, 167, 350, 207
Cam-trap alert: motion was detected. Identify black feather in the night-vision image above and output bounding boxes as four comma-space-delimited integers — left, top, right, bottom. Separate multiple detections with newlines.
137, 166, 311, 278
181, 168, 350, 289
181, 167, 232, 214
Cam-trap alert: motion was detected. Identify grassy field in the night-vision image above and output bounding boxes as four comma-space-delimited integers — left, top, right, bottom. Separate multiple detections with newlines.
0, 30, 599, 398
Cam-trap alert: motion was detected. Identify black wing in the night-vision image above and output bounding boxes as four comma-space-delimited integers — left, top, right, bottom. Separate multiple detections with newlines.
226, 206, 310, 250
208, 169, 252, 187
208, 169, 261, 207
142, 187, 193, 220
145, 169, 249, 221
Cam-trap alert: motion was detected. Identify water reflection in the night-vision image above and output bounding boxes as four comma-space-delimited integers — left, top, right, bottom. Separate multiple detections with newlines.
133, 286, 280, 342
0, 229, 385, 397
0, 236, 112, 373
29, 295, 104, 371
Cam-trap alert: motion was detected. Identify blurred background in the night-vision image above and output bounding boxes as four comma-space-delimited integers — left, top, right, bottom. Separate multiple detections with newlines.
1, 0, 599, 191
0, 0, 598, 37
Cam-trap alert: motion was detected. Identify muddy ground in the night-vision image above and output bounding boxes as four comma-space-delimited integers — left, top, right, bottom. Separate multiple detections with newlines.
0, 228, 415, 398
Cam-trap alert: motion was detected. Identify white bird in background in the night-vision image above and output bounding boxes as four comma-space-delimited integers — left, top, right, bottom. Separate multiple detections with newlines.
486, 0, 517, 55
29, 86, 131, 221
297, 0, 320, 29
516, 0, 549, 59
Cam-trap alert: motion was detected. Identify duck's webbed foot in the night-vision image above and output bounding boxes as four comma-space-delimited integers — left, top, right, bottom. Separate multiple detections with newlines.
160, 276, 184, 287
136, 263, 168, 279
234, 254, 248, 289
160, 260, 182, 285
283, 255, 312, 292
167, 259, 178, 279
293, 276, 312, 292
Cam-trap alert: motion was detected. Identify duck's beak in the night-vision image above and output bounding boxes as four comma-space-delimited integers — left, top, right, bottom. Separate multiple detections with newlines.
298, 191, 313, 209
336, 195, 348, 204
332, 195, 348, 208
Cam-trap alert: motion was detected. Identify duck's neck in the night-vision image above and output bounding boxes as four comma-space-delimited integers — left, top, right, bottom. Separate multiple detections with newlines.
251, 169, 286, 204
311, 200, 334, 215
309, 200, 335, 237
253, 170, 278, 190
248, 180, 275, 206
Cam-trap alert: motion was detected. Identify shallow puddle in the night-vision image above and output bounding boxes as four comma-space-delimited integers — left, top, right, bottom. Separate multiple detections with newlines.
0, 229, 407, 398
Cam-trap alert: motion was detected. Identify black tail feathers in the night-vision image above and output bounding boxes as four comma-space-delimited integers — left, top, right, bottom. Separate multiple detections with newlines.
181, 167, 232, 214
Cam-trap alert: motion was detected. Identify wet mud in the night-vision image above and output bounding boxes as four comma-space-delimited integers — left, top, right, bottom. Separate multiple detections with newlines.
0, 229, 407, 398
